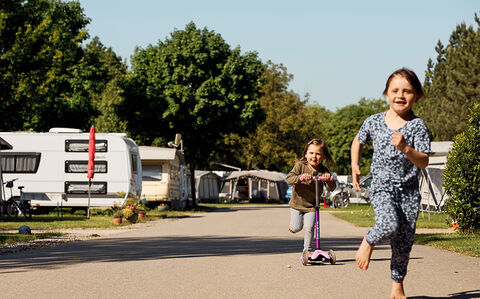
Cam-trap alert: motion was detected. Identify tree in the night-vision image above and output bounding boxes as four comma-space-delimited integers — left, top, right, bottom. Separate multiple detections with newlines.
416, 13, 480, 140
0, 0, 94, 131
443, 103, 480, 233
78, 37, 128, 133
121, 22, 265, 205
219, 62, 333, 173
326, 98, 389, 175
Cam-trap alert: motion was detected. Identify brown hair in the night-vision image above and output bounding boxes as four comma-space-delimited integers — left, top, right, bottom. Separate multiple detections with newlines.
299, 139, 336, 168
383, 68, 424, 99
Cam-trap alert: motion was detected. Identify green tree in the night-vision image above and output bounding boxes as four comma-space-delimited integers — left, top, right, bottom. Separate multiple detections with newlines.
443, 103, 480, 233
220, 62, 333, 173
417, 13, 480, 140
77, 37, 128, 133
121, 22, 265, 203
326, 98, 389, 175
0, 0, 94, 131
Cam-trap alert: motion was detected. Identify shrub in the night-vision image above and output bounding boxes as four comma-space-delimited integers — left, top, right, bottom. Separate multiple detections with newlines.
443, 103, 480, 233
122, 208, 135, 219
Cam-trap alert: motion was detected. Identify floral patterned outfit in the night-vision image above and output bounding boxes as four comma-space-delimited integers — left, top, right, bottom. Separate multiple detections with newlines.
356, 111, 430, 282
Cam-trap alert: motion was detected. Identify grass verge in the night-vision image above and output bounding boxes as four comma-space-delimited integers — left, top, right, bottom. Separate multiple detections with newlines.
0, 232, 65, 246
414, 233, 480, 257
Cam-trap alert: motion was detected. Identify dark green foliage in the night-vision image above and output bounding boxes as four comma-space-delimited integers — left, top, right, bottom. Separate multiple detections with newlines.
417, 13, 480, 140
326, 98, 389, 175
121, 22, 265, 169
0, 0, 93, 131
443, 104, 480, 233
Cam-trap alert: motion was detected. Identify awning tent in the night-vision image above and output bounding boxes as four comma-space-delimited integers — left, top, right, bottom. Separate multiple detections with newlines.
419, 141, 453, 212
221, 170, 288, 202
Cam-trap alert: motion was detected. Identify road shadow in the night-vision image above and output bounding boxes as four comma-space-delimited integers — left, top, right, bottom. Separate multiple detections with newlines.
410, 289, 480, 298
0, 235, 386, 273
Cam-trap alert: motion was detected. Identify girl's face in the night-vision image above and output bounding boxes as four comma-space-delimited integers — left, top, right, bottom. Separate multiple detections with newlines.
385, 75, 419, 116
305, 144, 324, 168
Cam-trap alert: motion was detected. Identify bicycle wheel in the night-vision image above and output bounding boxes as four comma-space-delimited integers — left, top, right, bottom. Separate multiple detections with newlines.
6, 199, 19, 218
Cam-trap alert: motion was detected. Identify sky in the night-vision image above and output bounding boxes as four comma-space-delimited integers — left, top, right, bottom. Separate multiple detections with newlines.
78, 0, 480, 111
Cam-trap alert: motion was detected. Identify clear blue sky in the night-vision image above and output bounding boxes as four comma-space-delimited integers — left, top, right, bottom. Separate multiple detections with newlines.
78, 0, 480, 111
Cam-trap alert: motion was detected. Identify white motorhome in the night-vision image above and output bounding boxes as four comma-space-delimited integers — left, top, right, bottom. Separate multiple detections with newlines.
0, 128, 142, 208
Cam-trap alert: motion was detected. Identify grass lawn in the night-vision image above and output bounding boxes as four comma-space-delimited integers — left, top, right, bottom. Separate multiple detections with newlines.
330, 204, 480, 257
331, 204, 452, 229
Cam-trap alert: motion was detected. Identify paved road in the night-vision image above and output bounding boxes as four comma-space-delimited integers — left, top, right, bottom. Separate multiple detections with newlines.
0, 206, 479, 298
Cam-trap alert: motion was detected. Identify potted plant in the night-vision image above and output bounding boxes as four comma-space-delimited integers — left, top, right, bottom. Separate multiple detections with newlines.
113, 209, 123, 225
125, 197, 147, 220
122, 206, 137, 223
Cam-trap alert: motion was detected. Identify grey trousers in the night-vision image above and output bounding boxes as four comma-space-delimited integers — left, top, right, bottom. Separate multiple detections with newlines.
289, 208, 316, 251
366, 184, 421, 282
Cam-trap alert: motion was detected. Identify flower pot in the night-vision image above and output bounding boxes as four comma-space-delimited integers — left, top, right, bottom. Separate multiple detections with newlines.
137, 210, 146, 220
113, 217, 122, 225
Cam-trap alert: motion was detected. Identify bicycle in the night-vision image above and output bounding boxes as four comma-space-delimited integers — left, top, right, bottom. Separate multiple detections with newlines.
2, 178, 32, 218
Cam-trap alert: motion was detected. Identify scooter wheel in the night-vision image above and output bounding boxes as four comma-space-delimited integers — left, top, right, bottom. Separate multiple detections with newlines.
328, 250, 336, 265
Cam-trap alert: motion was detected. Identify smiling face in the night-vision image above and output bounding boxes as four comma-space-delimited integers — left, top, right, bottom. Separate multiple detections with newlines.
305, 144, 324, 169
385, 75, 419, 116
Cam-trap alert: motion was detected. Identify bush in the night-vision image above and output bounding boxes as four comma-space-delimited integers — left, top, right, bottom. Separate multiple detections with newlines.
443, 103, 480, 233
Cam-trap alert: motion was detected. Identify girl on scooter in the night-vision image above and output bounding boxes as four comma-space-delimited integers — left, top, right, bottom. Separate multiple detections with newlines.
286, 139, 336, 262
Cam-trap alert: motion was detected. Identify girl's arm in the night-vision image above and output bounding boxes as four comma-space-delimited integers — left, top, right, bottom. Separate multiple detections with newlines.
351, 136, 363, 190
392, 132, 429, 169
286, 163, 303, 185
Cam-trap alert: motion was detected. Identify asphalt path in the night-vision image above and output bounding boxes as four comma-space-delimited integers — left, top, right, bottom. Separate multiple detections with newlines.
0, 205, 479, 298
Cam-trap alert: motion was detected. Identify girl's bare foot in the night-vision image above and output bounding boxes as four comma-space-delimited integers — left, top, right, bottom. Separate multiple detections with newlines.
390, 281, 406, 299
355, 236, 374, 270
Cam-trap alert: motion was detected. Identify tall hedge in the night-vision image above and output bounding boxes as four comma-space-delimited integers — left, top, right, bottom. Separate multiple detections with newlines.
443, 103, 480, 233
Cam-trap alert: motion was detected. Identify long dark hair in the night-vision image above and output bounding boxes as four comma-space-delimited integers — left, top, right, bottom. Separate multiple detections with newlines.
299, 139, 336, 168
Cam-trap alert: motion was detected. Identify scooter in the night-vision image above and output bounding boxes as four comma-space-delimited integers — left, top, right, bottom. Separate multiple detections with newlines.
302, 176, 336, 266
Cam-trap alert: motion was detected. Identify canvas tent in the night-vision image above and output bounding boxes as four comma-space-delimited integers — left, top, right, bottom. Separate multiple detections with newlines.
195, 171, 221, 203
419, 141, 453, 212
221, 170, 288, 202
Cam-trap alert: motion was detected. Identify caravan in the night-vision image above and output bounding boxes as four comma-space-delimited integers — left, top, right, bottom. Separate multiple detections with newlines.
0, 128, 142, 209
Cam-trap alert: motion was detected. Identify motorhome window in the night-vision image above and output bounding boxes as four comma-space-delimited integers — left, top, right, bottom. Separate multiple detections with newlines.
65, 140, 108, 152
131, 154, 138, 172
65, 161, 107, 173
65, 181, 107, 194
142, 165, 162, 181
1, 152, 41, 173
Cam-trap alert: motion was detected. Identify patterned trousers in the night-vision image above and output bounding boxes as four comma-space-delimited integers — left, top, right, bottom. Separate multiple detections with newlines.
366, 184, 421, 282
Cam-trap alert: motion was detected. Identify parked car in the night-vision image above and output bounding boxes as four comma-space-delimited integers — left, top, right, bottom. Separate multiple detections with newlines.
285, 185, 292, 202
325, 174, 372, 208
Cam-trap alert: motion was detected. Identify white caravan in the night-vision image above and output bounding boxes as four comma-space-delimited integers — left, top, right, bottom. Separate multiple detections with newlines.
0, 128, 142, 208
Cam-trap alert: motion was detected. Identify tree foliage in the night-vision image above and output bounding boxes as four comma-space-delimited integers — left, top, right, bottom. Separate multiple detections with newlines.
219, 62, 332, 172
0, 0, 94, 131
121, 22, 265, 169
326, 98, 389, 175
417, 13, 480, 140
443, 103, 480, 233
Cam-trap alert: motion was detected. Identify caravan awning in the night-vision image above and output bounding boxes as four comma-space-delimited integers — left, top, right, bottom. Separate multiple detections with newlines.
0, 137, 13, 150
225, 170, 286, 182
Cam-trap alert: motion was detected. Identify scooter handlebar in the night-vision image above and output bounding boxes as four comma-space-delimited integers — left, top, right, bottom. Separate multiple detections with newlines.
311, 176, 334, 181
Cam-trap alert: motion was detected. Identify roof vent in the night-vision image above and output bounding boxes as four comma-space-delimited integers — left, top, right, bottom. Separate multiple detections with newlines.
48, 128, 83, 133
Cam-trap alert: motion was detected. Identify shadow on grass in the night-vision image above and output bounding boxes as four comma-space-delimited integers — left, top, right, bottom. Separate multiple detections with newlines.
0, 235, 388, 273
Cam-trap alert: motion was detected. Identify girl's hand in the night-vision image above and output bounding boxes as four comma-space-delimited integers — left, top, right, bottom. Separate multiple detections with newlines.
392, 131, 408, 152
321, 173, 331, 181
352, 165, 361, 190
300, 173, 312, 182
